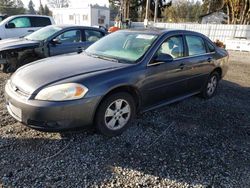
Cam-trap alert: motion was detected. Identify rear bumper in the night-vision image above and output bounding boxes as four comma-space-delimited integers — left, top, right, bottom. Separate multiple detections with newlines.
5, 82, 102, 131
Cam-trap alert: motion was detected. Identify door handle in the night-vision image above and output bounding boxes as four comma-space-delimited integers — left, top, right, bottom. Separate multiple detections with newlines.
77, 47, 83, 53
179, 63, 185, 70
207, 57, 212, 62
28, 30, 34, 32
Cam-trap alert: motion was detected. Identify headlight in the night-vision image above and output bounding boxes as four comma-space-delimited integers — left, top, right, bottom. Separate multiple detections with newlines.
35, 83, 88, 101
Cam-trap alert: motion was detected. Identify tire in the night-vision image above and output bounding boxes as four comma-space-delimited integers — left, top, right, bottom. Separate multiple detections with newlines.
1, 56, 38, 73
95, 92, 136, 137
1, 63, 14, 74
0, 64, 7, 73
201, 71, 220, 99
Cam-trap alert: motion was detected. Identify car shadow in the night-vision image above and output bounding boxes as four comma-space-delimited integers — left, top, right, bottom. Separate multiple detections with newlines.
0, 80, 249, 187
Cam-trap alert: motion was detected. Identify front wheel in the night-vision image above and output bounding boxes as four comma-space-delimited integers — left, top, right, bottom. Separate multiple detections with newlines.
201, 72, 219, 99
95, 92, 136, 137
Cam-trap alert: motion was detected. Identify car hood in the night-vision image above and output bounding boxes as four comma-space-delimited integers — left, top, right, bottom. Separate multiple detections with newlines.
0, 38, 40, 51
11, 53, 129, 94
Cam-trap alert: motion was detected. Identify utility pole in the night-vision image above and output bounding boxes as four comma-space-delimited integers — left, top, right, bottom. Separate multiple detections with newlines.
154, 0, 158, 23
144, 0, 150, 27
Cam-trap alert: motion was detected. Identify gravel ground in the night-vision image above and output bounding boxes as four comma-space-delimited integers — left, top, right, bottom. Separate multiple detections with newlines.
0, 51, 249, 187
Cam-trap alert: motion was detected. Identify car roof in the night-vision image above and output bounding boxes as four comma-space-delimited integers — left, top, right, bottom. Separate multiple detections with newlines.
6, 14, 52, 19
121, 27, 206, 37
54, 24, 105, 31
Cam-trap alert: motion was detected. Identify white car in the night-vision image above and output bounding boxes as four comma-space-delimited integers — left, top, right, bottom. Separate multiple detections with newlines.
0, 15, 55, 40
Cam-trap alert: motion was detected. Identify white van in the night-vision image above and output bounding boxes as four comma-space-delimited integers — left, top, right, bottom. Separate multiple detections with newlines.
0, 15, 55, 40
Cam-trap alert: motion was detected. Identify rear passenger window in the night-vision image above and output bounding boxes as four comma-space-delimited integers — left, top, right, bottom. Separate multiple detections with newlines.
186, 35, 206, 56
85, 30, 103, 42
30, 17, 51, 27
8, 17, 31, 28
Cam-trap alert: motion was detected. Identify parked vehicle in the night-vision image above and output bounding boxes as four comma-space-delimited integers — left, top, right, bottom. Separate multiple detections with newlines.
0, 15, 54, 40
5, 29, 229, 136
0, 25, 107, 73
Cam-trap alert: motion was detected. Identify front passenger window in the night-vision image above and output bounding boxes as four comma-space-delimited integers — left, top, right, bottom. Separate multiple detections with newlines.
156, 36, 184, 59
56, 30, 82, 43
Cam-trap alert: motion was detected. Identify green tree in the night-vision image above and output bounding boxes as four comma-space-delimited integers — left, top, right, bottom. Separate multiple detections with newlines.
0, 0, 25, 15
28, 0, 36, 14
44, 4, 52, 16
109, 0, 119, 21
38, 3, 44, 15
163, 0, 202, 23
109, 0, 172, 21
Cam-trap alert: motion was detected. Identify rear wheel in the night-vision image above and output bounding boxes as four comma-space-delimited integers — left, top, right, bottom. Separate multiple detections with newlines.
95, 92, 136, 137
201, 72, 219, 99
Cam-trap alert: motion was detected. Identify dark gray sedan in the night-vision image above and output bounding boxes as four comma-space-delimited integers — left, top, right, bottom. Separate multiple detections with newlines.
5, 28, 229, 136
0, 25, 106, 73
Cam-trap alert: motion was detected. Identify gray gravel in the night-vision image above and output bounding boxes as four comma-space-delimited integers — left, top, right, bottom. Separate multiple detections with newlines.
0, 51, 249, 187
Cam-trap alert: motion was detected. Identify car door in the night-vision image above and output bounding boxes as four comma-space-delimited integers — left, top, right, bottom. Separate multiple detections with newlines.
141, 35, 190, 109
5, 16, 32, 38
184, 35, 214, 92
49, 29, 85, 56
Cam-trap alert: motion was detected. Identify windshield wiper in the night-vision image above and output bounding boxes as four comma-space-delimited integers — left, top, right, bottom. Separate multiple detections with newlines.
96, 55, 119, 63
85, 52, 119, 63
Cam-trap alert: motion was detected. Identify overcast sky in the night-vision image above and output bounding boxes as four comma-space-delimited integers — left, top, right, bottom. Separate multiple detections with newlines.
22, 0, 109, 9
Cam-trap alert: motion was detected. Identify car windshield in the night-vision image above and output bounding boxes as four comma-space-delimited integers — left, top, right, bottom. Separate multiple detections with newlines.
25, 25, 62, 41
85, 31, 158, 63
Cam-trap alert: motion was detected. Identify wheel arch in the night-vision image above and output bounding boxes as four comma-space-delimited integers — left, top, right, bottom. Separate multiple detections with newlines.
212, 67, 222, 79
93, 85, 142, 123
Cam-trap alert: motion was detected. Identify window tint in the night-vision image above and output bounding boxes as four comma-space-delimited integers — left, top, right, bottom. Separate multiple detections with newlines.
207, 40, 215, 52
56, 30, 82, 43
8, 17, 31, 28
186, 35, 206, 56
30, 17, 51, 27
156, 36, 184, 59
85, 30, 103, 42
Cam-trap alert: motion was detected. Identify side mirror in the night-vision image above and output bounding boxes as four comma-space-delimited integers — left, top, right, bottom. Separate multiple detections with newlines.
153, 53, 174, 63
6, 23, 15, 29
51, 38, 61, 45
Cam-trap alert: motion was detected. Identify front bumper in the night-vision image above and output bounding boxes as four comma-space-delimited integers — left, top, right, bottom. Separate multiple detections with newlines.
5, 82, 102, 131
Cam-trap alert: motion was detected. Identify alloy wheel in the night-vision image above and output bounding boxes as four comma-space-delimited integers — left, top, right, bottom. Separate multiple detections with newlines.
207, 75, 217, 96
104, 99, 131, 130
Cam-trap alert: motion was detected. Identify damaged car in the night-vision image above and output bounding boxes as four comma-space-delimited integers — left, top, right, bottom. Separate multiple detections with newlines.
0, 25, 107, 73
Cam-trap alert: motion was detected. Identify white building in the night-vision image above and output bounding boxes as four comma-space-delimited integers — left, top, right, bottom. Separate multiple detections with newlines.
52, 4, 110, 27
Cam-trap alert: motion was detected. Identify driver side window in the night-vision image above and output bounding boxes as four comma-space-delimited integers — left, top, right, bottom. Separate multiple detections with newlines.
8, 17, 31, 28
55, 30, 82, 44
157, 36, 184, 59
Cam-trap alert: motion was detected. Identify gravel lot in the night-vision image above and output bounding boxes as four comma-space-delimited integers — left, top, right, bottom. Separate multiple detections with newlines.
0, 51, 249, 187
